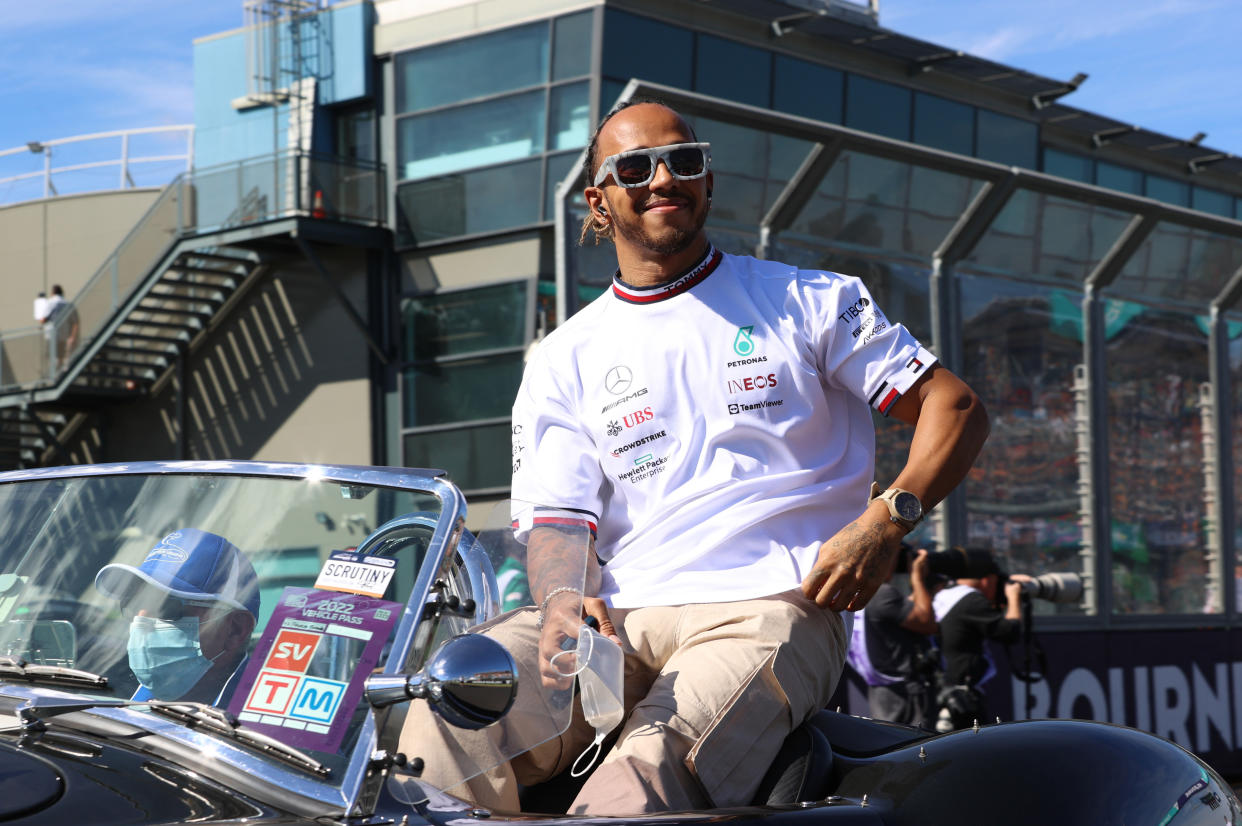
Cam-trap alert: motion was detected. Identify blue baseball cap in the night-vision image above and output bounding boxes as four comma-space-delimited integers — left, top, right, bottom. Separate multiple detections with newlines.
95, 529, 260, 618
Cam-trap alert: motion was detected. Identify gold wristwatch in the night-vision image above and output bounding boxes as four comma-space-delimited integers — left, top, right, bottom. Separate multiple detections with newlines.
870, 484, 924, 533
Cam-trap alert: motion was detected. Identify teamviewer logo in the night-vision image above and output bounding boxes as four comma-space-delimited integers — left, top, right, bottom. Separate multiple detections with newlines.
728, 403, 739, 414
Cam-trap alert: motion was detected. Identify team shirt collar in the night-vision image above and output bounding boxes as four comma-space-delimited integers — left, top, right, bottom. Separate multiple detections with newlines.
611, 245, 721, 305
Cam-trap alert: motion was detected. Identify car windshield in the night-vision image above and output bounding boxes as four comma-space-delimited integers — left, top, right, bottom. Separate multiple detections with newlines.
0, 465, 443, 782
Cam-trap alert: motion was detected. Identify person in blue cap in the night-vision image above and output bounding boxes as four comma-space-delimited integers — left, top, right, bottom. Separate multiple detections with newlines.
95, 529, 260, 705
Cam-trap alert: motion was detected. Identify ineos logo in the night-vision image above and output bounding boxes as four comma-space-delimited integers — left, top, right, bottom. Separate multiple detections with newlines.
605, 365, 633, 395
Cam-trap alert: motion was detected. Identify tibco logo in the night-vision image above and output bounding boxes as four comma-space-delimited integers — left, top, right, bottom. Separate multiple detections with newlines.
622, 407, 654, 428
837, 297, 870, 324
727, 373, 778, 394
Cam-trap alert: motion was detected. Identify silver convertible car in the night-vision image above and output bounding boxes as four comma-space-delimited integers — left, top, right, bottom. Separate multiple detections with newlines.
0, 461, 1235, 825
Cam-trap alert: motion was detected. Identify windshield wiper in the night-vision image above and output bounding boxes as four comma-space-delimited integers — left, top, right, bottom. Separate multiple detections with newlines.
0, 656, 108, 689
146, 702, 331, 777
8, 693, 330, 778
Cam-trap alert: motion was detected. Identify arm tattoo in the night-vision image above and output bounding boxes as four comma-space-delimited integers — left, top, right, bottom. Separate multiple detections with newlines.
527, 528, 599, 603
815, 520, 889, 582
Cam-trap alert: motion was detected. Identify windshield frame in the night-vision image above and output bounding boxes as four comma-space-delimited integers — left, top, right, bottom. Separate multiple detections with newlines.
0, 459, 468, 817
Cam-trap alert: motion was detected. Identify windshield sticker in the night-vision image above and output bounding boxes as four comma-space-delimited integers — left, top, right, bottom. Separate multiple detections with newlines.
313, 550, 396, 598
228, 586, 401, 753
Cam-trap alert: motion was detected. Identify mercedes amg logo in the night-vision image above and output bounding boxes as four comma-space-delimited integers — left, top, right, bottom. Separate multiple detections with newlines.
605, 365, 633, 395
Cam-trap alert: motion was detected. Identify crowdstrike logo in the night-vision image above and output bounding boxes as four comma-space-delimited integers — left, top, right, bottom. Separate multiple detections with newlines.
609, 430, 667, 457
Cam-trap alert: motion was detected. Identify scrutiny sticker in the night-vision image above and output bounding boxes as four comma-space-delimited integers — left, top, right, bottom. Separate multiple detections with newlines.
228, 587, 401, 753
314, 550, 396, 598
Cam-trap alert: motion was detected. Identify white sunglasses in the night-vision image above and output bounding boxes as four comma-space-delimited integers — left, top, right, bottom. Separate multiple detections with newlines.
593, 142, 712, 188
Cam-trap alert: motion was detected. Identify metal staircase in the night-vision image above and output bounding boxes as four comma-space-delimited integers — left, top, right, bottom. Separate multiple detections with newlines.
71, 248, 261, 396
0, 407, 65, 468
0, 147, 388, 470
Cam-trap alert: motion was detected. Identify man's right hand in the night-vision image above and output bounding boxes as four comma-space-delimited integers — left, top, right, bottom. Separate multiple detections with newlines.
537, 590, 583, 690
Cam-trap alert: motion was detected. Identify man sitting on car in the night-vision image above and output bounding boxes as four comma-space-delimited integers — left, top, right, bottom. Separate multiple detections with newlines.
95, 529, 259, 705
400, 99, 989, 815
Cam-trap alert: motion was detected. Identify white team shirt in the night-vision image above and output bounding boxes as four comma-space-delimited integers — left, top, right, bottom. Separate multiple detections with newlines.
511, 247, 936, 608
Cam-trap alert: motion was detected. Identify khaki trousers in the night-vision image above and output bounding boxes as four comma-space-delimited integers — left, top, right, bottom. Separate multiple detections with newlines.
398, 588, 845, 815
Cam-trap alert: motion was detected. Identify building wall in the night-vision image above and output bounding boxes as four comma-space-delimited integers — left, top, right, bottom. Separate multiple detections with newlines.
0, 189, 162, 332
59, 245, 374, 467
193, 0, 375, 168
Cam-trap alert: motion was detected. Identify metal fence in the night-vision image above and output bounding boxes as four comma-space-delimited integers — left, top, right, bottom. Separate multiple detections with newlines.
0, 151, 386, 393
0, 126, 194, 204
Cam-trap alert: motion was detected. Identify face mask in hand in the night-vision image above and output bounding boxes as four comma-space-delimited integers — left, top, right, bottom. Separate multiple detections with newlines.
550, 624, 626, 777
127, 615, 219, 700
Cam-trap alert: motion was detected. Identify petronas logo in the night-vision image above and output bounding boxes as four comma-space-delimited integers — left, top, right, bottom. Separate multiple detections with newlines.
733, 326, 755, 356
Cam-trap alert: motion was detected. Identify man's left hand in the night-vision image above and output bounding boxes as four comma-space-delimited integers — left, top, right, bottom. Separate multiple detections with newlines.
801, 507, 902, 611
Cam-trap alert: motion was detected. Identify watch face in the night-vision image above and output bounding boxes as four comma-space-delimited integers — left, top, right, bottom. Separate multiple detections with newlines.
893, 491, 923, 522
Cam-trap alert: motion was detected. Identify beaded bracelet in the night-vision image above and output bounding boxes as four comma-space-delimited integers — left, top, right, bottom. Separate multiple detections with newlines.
535, 585, 580, 631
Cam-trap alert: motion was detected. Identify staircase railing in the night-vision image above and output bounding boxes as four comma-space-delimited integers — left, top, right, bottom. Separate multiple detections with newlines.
0, 151, 386, 394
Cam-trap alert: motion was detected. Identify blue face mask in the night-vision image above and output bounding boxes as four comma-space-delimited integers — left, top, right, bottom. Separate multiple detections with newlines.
127, 615, 219, 700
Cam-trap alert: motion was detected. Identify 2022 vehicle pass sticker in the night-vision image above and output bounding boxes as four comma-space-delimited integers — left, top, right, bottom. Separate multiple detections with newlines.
227, 586, 401, 752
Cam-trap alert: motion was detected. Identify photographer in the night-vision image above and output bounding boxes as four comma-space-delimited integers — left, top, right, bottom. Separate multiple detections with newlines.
847, 547, 941, 729
932, 549, 1031, 730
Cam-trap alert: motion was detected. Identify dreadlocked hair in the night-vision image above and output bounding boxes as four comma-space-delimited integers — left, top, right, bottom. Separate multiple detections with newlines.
578, 96, 690, 247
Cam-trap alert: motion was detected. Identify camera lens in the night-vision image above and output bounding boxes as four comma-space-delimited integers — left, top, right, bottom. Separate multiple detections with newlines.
1021, 572, 1083, 604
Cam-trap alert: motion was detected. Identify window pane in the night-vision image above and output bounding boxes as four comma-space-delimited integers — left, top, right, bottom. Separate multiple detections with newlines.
1044, 148, 1092, 183
545, 150, 579, 221
396, 22, 548, 112
773, 55, 842, 123
403, 352, 525, 428
845, 75, 910, 141
913, 93, 973, 155
1146, 175, 1190, 207
961, 190, 1133, 285
1113, 226, 1242, 305
602, 9, 693, 89
1105, 304, 1210, 615
553, 11, 593, 80
1193, 187, 1232, 217
402, 281, 528, 361
695, 34, 770, 108
396, 159, 542, 245
960, 276, 1086, 615
398, 90, 546, 180
601, 79, 627, 113
976, 109, 1037, 169
404, 423, 513, 492
336, 108, 375, 162
785, 151, 984, 262
1097, 162, 1143, 195
550, 81, 590, 150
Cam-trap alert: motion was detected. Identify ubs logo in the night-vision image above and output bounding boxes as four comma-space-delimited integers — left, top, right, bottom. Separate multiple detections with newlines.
622, 407, 654, 428
605, 366, 633, 395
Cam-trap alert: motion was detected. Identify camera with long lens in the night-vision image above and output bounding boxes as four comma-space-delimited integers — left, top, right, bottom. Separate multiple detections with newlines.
897, 545, 1083, 604
1013, 572, 1083, 604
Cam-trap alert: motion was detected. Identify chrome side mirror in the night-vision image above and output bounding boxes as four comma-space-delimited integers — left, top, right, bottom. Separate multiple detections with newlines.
364, 634, 517, 730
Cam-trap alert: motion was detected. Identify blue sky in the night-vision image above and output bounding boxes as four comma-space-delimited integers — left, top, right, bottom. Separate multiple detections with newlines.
0, 0, 1238, 192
